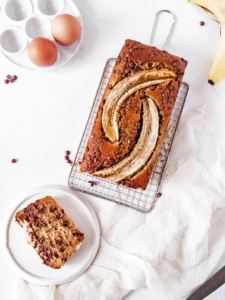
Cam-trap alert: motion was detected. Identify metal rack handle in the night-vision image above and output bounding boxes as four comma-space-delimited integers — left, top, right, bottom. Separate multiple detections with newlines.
149, 10, 176, 50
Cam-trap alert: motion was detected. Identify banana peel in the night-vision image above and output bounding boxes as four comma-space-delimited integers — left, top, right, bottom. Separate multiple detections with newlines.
189, 0, 225, 85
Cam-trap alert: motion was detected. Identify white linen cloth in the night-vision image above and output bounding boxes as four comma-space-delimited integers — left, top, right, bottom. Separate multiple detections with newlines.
15, 99, 225, 300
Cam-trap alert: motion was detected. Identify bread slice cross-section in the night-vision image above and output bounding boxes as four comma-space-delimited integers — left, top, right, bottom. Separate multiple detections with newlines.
15, 196, 84, 269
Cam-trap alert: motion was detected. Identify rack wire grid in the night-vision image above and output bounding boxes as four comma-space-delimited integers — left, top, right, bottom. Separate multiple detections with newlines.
68, 58, 189, 212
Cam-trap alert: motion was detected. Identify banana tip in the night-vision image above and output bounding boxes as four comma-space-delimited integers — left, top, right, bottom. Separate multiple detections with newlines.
208, 79, 215, 85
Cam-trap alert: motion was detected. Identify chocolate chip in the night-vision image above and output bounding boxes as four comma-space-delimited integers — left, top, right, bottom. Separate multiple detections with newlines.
65, 151, 70, 155
157, 193, 162, 198
157, 63, 164, 69
147, 168, 152, 175
139, 90, 145, 98
12, 159, 17, 163
73, 232, 84, 237
124, 180, 131, 187
4, 80, 9, 84
63, 220, 69, 227
116, 151, 122, 158
88, 181, 97, 187
120, 143, 126, 149
200, 21, 205, 26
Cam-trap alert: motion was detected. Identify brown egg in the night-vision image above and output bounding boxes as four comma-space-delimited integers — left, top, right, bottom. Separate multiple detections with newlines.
51, 14, 81, 46
27, 38, 57, 67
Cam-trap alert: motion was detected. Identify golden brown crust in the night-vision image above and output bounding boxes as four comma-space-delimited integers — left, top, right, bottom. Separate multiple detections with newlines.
80, 39, 187, 190
15, 196, 84, 269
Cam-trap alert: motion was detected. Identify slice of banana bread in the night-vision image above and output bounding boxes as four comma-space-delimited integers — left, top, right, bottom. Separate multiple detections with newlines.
15, 196, 84, 269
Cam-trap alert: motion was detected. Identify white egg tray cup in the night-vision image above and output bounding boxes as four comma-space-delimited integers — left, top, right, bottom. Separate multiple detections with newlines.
0, 0, 83, 71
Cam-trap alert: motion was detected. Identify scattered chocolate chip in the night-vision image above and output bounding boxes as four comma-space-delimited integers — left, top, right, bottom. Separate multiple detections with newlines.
6, 75, 11, 79
12, 75, 17, 80
64, 155, 69, 160
157, 193, 162, 198
88, 181, 97, 187
65, 151, 70, 155
67, 159, 72, 164
10, 79, 14, 83
200, 21, 205, 26
12, 159, 17, 163
4, 80, 9, 84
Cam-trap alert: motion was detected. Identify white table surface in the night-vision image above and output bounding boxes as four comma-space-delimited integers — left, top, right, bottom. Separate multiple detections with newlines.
0, 0, 225, 299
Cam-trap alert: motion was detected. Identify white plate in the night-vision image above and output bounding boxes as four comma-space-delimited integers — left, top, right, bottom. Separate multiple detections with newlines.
0, 0, 83, 71
0, 185, 100, 285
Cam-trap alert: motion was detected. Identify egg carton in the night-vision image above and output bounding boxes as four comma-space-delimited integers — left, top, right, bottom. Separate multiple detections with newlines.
0, 0, 83, 71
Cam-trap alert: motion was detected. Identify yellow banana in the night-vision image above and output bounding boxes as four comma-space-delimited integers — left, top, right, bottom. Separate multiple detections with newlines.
189, 0, 225, 85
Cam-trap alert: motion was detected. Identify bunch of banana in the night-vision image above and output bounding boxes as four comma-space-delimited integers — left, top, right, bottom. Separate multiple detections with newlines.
189, 0, 225, 85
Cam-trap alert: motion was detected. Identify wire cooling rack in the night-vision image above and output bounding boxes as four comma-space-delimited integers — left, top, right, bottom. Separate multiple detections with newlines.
68, 58, 189, 212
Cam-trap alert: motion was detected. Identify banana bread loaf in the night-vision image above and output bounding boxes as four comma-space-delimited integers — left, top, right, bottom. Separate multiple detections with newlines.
80, 39, 187, 190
